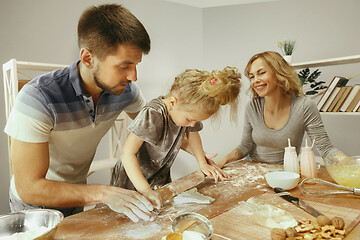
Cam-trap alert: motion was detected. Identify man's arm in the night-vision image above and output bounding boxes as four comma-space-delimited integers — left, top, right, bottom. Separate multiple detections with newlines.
11, 138, 155, 222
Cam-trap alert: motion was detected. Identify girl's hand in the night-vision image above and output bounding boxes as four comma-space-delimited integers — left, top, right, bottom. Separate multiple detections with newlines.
199, 162, 230, 183
140, 188, 162, 210
205, 153, 231, 179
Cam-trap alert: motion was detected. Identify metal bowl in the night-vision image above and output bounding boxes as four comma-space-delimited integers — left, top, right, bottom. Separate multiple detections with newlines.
0, 209, 63, 240
324, 155, 360, 188
171, 212, 213, 240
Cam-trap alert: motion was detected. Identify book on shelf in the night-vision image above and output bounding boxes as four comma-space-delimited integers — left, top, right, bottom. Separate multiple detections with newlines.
331, 86, 353, 112
353, 98, 360, 112
320, 86, 341, 112
346, 89, 360, 112
339, 85, 360, 112
317, 76, 348, 111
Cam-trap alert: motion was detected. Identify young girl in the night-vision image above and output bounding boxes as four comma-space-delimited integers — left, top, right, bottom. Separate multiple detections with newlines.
217, 51, 354, 168
110, 66, 241, 208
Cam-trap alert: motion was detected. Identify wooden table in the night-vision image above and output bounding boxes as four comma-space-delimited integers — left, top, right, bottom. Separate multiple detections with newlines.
53, 161, 360, 239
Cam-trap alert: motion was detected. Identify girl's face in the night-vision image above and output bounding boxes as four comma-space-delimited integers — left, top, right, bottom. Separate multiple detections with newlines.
248, 58, 279, 97
169, 102, 211, 127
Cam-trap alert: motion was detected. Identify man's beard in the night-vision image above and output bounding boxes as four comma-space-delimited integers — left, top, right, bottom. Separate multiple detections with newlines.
93, 70, 127, 96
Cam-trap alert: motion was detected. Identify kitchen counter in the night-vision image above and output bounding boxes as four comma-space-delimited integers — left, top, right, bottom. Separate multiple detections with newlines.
53, 161, 360, 239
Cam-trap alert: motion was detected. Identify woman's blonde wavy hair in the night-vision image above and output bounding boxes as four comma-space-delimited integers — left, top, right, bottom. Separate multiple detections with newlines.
244, 51, 304, 99
167, 66, 242, 123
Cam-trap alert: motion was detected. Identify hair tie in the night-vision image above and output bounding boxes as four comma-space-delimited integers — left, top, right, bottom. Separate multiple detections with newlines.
210, 77, 217, 85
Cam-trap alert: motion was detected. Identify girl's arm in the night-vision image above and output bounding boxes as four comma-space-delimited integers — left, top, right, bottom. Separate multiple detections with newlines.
180, 134, 192, 154
121, 133, 161, 208
181, 135, 218, 163
187, 131, 230, 182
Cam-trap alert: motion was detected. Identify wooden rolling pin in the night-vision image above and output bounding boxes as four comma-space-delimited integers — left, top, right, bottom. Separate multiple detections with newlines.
155, 171, 205, 203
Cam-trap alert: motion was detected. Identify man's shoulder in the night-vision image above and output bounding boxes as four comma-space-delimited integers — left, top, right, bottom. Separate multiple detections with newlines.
22, 64, 80, 104
28, 66, 70, 90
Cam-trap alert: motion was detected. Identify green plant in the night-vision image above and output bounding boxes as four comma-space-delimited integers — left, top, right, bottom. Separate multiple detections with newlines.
278, 40, 296, 55
298, 68, 327, 95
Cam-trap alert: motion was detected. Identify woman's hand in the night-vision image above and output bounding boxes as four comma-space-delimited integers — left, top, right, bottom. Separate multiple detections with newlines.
199, 162, 230, 183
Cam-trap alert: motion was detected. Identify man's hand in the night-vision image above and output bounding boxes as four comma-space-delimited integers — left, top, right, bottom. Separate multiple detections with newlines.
103, 186, 155, 222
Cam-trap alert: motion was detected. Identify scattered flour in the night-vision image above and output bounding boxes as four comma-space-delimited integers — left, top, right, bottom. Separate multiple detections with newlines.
124, 222, 162, 239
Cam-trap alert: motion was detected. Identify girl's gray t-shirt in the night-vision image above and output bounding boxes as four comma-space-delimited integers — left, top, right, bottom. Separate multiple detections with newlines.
111, 97, 202, 190
238, 95, 340, 163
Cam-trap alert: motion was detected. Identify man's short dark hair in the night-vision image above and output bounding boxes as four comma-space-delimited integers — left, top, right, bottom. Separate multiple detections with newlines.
78, 4, 150, 59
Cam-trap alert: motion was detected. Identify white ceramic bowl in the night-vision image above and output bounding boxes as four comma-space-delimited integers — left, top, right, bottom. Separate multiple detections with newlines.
265, 171, 300, 190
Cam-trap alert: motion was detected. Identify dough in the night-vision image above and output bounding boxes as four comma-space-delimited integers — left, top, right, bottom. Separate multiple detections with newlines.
173, 188, 215, 205
239, 197, 297, 229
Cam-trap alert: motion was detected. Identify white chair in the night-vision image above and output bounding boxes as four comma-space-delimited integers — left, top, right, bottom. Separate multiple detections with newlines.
2, 59, 127, 180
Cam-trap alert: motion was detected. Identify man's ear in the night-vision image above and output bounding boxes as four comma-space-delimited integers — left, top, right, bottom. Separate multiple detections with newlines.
80, 48, 95, 69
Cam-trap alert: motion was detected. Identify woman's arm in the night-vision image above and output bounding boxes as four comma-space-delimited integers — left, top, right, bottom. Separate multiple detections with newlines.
216, 148, 245, 168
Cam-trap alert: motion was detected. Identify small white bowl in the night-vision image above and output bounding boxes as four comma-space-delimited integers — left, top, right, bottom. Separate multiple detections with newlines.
265, 171, 300, 190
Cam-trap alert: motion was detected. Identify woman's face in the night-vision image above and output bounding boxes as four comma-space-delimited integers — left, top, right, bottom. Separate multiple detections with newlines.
248, 58, 279, 97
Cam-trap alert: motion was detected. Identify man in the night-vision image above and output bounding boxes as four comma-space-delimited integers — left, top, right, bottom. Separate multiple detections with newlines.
5, 4, 158, 222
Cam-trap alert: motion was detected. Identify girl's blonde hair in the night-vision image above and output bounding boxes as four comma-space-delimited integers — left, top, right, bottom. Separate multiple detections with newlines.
244, 51, 304, 99
168, 66, 241, 122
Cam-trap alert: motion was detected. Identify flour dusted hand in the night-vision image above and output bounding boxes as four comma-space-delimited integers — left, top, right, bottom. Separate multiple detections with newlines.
103, 186, 154, 222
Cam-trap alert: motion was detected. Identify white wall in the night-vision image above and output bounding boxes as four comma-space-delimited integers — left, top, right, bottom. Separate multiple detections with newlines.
199, 0, 360, 158
0, 0, 202, 214
1, 0, 359, 215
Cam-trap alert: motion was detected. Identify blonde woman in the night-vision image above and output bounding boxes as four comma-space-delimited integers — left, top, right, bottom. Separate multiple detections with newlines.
111, 67, 241, 208
217, 51, 351, 168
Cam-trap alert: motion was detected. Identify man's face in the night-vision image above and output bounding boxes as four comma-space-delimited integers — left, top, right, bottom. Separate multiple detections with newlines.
92, 43, 143, 95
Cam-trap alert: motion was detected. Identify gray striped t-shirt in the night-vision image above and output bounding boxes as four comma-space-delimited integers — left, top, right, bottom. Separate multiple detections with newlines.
5, 61, 146, 198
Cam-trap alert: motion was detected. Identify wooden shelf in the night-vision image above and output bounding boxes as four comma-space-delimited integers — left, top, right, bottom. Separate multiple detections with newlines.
292, 55, 360, 69
320, 112, 360, 116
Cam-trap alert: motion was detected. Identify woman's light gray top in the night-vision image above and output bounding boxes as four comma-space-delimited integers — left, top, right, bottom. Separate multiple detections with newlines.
238, 95, 341, 163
